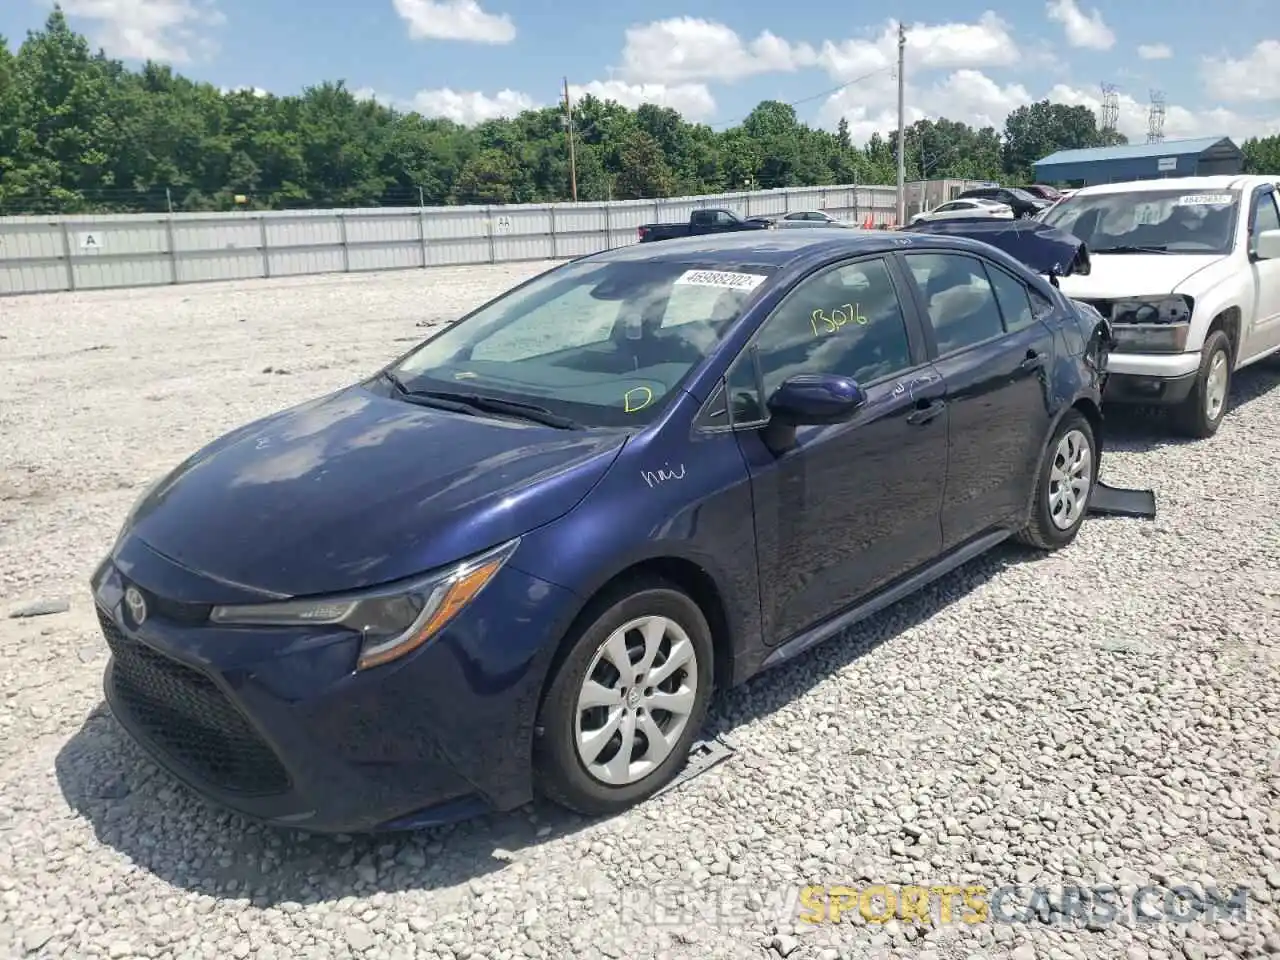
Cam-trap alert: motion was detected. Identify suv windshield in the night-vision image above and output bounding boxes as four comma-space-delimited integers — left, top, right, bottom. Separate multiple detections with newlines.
1041, 188, 1241, 255
387, 260, 772, 427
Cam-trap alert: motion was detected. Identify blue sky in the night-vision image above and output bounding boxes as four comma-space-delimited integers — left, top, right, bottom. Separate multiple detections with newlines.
4, 0, 1278, 144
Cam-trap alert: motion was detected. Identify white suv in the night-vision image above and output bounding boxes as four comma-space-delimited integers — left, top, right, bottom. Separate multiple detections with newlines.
1040, 175, 1280, 437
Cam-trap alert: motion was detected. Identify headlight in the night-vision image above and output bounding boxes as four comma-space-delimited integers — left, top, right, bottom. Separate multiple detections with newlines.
209, 538, 520, 670
1111, 295, 1193, 325
1109, 295, 1194, 354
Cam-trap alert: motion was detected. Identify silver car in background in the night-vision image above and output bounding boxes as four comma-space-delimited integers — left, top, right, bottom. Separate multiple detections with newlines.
909, 197, 1015, 225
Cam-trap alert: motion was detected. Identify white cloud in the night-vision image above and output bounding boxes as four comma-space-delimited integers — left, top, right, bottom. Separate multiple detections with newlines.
1201, 40, 1280, 102
569, 80, 716, 121
219, 85, 269, 97
1041, 82, 1274, 143
55, 0, 224, 62
819, 65, 1278, 148
822, 68, 1032, 145
817, 11, 1019, 82
392, 0, 515, 44
1137, 43, 1172, 60
1045, 0, 1115, 51
408, 88, 537, 124
618, 17, 817, 84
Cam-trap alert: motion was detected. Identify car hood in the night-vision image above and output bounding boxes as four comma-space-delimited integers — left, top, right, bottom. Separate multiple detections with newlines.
1057, 252, 1227, 299
127, 386, 627, 597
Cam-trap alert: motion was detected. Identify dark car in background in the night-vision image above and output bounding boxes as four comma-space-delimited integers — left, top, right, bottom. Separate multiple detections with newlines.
92, 229, 1113, 834
957, 185, 1049, 219
1022, 184, 1063, 202
637, 207, 773, 243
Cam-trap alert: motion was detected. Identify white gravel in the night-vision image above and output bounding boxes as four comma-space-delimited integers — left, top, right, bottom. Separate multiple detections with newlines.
2, 264, 1279, 960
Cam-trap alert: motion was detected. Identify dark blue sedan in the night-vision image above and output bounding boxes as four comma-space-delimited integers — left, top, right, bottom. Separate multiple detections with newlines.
91, 229, 1112, 833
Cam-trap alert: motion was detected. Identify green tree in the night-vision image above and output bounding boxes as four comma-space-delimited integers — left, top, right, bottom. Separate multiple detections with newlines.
0, 9, 1138, 215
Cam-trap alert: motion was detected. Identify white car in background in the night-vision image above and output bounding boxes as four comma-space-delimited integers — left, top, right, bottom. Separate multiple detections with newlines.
1040, 175, 1280, 437
761, 210, 856, 228
908, 197, 1014, 225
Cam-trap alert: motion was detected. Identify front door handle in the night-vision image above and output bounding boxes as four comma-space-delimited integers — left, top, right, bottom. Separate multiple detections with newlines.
1020, 349, 1045, 371
906, 399, 946, 425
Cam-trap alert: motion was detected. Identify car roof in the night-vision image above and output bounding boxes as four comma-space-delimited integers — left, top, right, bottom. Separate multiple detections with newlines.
1072, 175, 1277, 198
581, 229, 1020, 270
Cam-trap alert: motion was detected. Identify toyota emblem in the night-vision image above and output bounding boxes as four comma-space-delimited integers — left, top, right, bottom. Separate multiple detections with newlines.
124, 586, 148, 625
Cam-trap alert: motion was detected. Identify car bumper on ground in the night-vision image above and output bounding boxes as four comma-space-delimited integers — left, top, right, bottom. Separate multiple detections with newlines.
90, 536, 579, 834
1103, 350, 1201, 405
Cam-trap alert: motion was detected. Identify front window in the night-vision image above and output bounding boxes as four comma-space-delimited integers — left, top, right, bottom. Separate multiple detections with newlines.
1042, 188, 1241, 255
388, 260, 772, 427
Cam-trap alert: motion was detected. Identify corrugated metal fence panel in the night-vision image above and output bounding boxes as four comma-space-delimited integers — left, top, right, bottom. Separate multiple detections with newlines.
0, 220, 67, 294
0, 180, 966, 296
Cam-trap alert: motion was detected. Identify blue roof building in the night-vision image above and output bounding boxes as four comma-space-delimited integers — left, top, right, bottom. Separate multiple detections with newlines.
1033, 137, 1243, 186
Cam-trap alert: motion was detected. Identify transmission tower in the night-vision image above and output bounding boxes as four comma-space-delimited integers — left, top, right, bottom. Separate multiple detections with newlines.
1147, 90, 1166, 143
1099, 83, 1119, 135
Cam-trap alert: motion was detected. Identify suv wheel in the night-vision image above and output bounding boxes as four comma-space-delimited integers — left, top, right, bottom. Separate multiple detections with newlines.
1171, 329, 1232, 439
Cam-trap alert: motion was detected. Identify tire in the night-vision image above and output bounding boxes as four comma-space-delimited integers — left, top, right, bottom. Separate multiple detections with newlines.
533, 578, 714, 816
1170, 329, 1232, 439
1016, 409, 1098, 551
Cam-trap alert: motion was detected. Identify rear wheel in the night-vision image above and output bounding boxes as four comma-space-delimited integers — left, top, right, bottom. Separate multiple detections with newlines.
1170, 329, 1232, 439
534, 580, 714, 816
1016, 410, 1097, 551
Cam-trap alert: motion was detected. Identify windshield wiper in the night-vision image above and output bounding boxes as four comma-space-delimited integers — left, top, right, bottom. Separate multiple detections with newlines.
416, 391, 581, 430
379, 370, 479, 416
382, 375, 580, 430
1092, 244, 1169, 254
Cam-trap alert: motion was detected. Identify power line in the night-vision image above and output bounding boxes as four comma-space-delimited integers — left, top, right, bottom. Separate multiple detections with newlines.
708, 66, 894, 130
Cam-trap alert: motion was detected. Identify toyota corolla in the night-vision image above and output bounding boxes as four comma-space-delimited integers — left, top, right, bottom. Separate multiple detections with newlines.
92, 229, 1114, 833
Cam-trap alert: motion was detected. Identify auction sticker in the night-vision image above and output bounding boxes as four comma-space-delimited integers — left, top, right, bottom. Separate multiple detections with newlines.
1175, 194, 1233, 206
675, 269, 768, 291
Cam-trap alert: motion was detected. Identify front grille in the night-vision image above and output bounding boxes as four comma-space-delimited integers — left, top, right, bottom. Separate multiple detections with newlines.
98, 608, 291, 796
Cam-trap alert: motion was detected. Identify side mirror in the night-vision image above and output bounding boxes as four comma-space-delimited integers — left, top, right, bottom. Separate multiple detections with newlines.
1254, 228, 1280, 260
767, 373, 866, 426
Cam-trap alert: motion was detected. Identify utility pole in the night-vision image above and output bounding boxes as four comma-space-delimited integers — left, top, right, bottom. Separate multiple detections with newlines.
895, 21, 906, 227
563, 77, 579, 202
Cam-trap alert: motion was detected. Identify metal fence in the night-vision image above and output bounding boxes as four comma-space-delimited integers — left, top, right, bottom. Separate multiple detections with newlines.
0, 179, 987, 296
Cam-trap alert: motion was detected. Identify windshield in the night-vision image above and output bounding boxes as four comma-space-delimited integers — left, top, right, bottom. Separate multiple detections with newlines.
388, 260, 773, 427
1041, 188, 1241, 255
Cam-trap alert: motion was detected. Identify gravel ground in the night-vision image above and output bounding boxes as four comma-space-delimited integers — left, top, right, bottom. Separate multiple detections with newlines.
1, 263, 1279, 960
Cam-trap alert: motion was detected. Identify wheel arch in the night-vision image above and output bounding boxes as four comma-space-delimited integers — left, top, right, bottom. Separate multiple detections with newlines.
532, 554, 737, 727
1206, 307, 1242, 366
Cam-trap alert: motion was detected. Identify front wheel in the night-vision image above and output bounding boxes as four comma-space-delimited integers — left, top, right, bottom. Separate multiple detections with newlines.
1016, 410, 1098, 551
1170, 329, 1232, 439
533, 580, 714, 816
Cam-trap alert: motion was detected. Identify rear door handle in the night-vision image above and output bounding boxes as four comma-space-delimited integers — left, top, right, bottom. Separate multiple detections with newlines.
1020, 350, 1045, 371
906, 399, 946, 425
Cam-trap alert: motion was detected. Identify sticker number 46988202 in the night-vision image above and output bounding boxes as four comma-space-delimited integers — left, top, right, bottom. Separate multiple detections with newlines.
674, 270, 768, 291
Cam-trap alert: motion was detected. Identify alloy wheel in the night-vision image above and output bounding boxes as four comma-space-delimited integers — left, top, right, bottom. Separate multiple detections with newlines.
1048, 428, 1092, 530
1204, 349, 1229, 423
574, 615, 699, 786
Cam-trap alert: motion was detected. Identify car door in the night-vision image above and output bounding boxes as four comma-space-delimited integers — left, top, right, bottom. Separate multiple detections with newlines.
720, 254, 948, 646
899, 250, 1057, 551
1244, 184, 1280, 360
939, 201, 979, 221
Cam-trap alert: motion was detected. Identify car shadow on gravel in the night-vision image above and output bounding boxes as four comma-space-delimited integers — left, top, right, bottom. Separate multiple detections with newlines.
1103, 361, 1280, 453
53, 537, 1069, 905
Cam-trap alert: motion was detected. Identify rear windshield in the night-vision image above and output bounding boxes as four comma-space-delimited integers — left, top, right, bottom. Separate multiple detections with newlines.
1041, 188, 1241, 255
390, 260, 776, 427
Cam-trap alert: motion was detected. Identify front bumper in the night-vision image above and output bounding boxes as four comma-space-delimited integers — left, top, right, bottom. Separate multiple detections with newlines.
90, 537, 578, 833
1102, 350, 1201, 405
